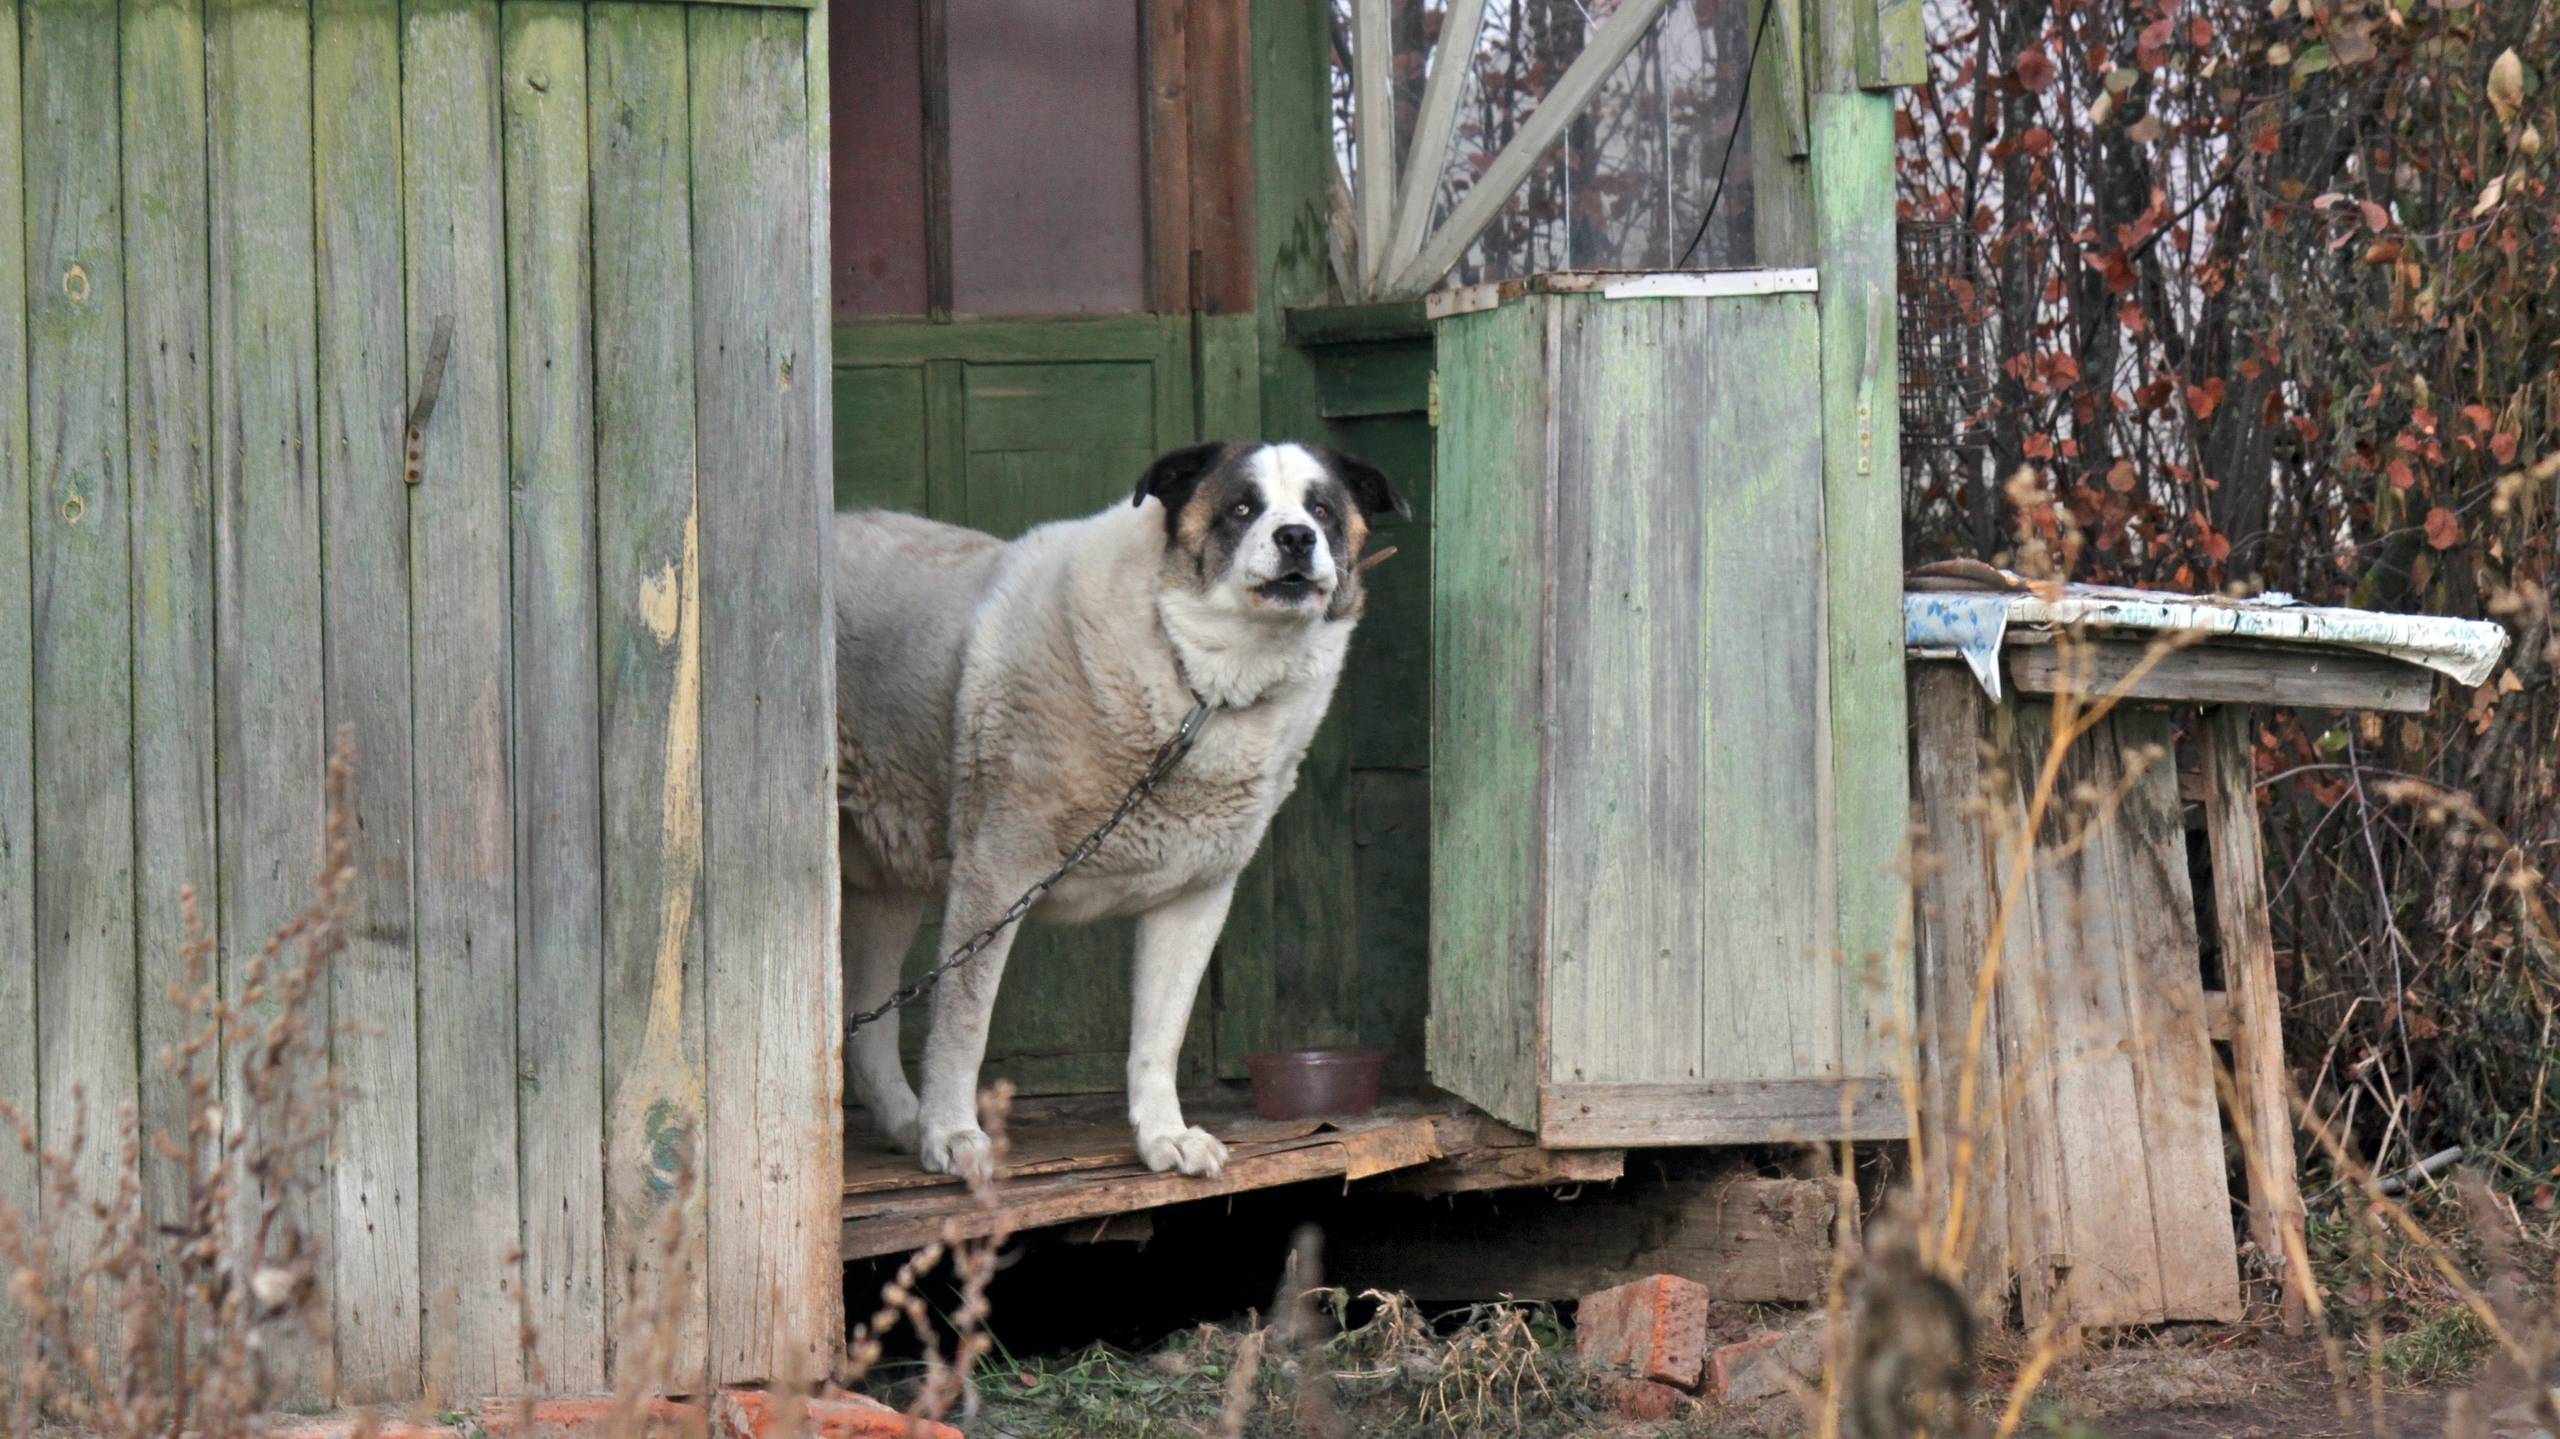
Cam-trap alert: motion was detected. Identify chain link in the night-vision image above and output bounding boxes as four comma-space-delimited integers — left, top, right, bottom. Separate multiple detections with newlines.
844, 699, 1215, 1033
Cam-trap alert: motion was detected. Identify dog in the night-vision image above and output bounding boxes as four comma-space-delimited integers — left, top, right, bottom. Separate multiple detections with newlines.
832, 440, 1406, 1180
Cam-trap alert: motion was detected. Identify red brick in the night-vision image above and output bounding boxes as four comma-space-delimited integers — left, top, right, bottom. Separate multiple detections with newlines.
1575, 1274, 1712, 1388
1595, 1375, 1693, 1422
713, 1388, 959, 1439
479, 1397, 708, 1439
1708, 1318, 1828, 1405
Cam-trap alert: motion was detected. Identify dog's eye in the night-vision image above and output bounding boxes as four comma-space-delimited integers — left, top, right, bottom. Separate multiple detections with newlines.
1230, 502, 1253, 519
1310, 503, 1332, 522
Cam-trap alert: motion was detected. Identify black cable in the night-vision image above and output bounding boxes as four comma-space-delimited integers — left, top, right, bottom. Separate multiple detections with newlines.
1676, 0, 1779, 268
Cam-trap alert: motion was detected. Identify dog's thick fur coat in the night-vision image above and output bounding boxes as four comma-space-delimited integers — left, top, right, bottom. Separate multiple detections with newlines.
833, 441, 1404, 1178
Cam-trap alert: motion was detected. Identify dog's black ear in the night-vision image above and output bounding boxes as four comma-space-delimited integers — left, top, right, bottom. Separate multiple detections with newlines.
1132, 442, 1230, 512
1321, 447, 1411, 521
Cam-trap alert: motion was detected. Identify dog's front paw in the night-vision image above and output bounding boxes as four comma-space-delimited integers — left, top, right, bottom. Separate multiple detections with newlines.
919, 1123, 995, 1182
1138, 1125, 1228, 1179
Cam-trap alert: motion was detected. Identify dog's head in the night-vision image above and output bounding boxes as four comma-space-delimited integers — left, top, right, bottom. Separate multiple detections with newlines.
1131, 441, 1407, 621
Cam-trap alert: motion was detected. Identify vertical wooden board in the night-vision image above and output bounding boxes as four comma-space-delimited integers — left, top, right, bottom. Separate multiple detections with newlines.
1979, 699, 2071, 1326
2201, 705, 2308, 1326
208, 0, 331, 1399
402, 0, 522, 1398
1184, 0, 1254, 314
1142, 0, 1191, 315
25, 0, 138, 1363
590, 2, 710, 1393
500, 2, 606, 1393
314, 0, 421, 1401
1858, 0, 1925, 90
2098, 709, 2241, 1321
1811, 92, 1910, 1081
689, 7, 839, 1383
0, 0, 37, 1308
1903, 665, 2014, 1311
1746, 0, 1814, 264
833, 366, 928, 513
1543, 300, 1698, 1087
2009, 708, 2169, 1324
1696, 295, 1837, 1083
1425, 300, 1549, 1131
119, 0, 215, 1336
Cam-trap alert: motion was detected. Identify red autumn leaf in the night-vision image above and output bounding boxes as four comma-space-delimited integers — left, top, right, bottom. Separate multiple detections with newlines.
2387, 458, 2417, 490
2462, 403, 2497, 432
2016, 45, 2058, 91
2023, 126, 2056, 156
1894, 110, 1921, 142
2189, 16, 2214, 47
2049, 352, 2083, 384
2492, 432, 2520, 464
2135, 376, 2174, 412
2025, 433, 2056, 459
2359, 200, 2391, 233
2140, 18, 2174, 51
2187, 378, 2225, 419
2425, 506, 2463, 550
2252, 125, 2282, 155
2119, 302, 2147, 334
2202, 526, 2233, 562
2107, 459, 2138, 493
2535, 1183, 2555, 1212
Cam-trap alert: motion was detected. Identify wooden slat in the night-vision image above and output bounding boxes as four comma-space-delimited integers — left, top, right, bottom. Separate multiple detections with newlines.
403, 0, 523, 1397
1544, 300, 1702, 1086
591, 1, 711, 1393
842, 1114, 1445, 1260
1696, 294, 1838, 1084
1745, 0, 1813, 264
2103, 709, 2243, 1321
2201, 705, 2310, 1329
1349, 0, 1394, 296
1981, 701, 2070, 1328
2004, 638, 2435, 714
1810, 93, 1911, 1082
1425, 298, 1551, 1132
1184, 0, 1254, 314
688, 5, 839, 1385
25, 0, 137, 1370
1537, 1078, 1906, 1148
1904, 664, 2015, 1311
313, 0, 421, 1400
499, 1, 607, 1394
1142, 0, 1192, 315
0, 0, 38, 1351
1859, 0, 1925, 89
120, 0, 217, 1342
1382, 0, 1483, 278
1387, 0, 1675, 297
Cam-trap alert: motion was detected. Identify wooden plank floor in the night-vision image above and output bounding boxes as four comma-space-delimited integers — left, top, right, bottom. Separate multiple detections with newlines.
841, 1093, 1463, 1260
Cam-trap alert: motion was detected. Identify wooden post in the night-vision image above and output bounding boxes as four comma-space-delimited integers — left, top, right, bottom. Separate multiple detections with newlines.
2199, 705, 2312, 1331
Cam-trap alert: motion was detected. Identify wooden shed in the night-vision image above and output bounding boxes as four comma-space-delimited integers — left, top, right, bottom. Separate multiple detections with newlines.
0, 0, 835, 1405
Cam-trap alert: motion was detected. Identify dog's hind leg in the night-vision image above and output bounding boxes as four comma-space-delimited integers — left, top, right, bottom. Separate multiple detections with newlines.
1127, 878, 1238, 1178
843, 886, 926, 1152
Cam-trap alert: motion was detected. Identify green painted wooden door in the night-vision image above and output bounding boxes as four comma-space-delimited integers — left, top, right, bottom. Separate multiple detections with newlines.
834, 314, 1208, 1093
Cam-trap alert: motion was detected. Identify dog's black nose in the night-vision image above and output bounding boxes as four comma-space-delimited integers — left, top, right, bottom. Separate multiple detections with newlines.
1274, 524, 1317, 558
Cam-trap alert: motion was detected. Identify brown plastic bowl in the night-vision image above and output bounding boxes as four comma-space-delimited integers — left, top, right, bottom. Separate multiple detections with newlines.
1244, 1047, 1386, 1121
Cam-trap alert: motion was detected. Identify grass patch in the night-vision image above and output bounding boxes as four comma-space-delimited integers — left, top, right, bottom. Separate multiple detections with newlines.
2378, 1307, 2493, 1389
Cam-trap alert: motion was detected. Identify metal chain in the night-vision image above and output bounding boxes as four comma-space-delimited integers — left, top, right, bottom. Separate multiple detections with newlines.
844, 698, 1216, 1033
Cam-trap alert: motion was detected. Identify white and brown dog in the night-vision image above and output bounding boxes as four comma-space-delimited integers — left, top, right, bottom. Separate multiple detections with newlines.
832, 441, 1406, 1179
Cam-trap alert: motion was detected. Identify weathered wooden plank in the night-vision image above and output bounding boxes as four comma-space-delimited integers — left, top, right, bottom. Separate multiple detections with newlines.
24, 0, 137, 1365
1904, 664, 2015, 1312
2102, 709, 2243, 1321
1332, 1175, 1836, 1303
1142, 0, 1192, 315
2200, 705, 2308, 1328
1697, 294, 1840, 1085
2003, 638, 2434, 714
1860, 0, 1925, 90
1310, 340, 1431, 420
313, 0, 421, 1399
497, 1, 607, 1395
402, 0, 523, 1397
688, 5, 840, 1384
1184, 0, 1254, 314
1746, 0, 1814, 264
1538, 1078, 1905, 1147
1544, 299, 1702, 1087
590, 1, 711, 1393
1349, 0, 1393, 295
834, 314, 1180, 367
0, 0, 39, 1338
120, 0, 217, 1342
1425, 298, 1550, 1132
1811, 93, 1911, 1083
1382, 0, 1483, 278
